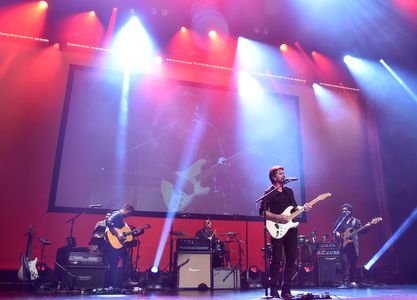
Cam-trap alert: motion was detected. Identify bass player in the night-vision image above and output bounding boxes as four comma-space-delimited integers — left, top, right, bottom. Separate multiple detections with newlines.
333, 203, 369, 288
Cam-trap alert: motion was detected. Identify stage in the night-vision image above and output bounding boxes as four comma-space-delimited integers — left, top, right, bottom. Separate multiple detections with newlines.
2, 284, 417, 299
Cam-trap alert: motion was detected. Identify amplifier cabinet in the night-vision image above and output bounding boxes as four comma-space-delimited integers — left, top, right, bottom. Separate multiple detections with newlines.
316, 256, 342, 287
213, 268, 240, 289
176, 252, 212, 289
63, 265, 107, 290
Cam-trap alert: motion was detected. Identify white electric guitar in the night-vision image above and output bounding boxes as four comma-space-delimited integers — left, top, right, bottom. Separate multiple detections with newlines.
266, 193, 331, 239
161, 152, 243, 211
17, 225, 38, 281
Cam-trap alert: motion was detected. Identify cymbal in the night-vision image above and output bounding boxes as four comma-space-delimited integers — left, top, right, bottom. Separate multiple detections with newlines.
221, 232, 238, 236
222, 239, 234, 243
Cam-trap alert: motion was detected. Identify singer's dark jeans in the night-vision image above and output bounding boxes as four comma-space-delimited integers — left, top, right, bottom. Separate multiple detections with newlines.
270, 228, 297, 294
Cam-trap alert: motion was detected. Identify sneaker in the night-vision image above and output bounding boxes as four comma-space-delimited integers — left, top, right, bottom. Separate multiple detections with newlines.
337, 283, 351, 289
281, 293, 294, 299
270, 286, 280, 298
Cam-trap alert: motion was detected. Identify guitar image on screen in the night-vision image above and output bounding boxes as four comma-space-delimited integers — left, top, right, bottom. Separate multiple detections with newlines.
160, 152, 243, 211
18, 225, 38, 282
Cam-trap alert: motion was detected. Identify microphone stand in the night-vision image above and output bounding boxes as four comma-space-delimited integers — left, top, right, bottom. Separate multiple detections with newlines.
256, 188, 276, 299
65, 212, 85, 248
333, 213, 350, 235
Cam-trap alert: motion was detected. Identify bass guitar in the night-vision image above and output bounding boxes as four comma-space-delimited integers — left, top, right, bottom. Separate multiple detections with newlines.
340, 217, 382, 248
18, 225, 38, 281
266, 193, 331, 239
107, 224, 151, 249
160, 152, 243, 211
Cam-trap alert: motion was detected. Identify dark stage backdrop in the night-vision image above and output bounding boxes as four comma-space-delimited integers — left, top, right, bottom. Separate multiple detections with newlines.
49, 65, 305, 218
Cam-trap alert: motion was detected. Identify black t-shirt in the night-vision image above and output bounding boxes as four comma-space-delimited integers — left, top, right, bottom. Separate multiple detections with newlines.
259, 186, 298, 215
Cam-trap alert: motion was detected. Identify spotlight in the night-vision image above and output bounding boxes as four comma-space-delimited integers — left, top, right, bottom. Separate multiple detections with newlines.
146, 266, 163, 290
303, 263, 314, 273
181, 26, 187, 33
154, 55, 163, 64
280, 44, 288, 52
245, 265, 263, 288
343, 55, 353, 64
39, 1, 48, 10
208, 30, 217, 39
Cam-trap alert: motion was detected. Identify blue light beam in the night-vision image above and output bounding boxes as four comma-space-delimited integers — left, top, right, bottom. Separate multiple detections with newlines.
380, 59, 417, 103
365, 207, 417, 270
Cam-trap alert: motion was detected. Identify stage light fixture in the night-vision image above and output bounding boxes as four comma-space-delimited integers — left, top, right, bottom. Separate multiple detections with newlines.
146, 266, 164, 290
280, 44, 288, 52
154, 55, 162, 64
245, 265, 263, 288
303, 263, 314, 273
208, 30, 217, 38
39, 1, 48, 10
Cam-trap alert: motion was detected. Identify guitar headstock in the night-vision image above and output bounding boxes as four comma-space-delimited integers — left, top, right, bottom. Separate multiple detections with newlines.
27, 225, 35, 236
370, 217, 382, 225
316, 192, 332, 202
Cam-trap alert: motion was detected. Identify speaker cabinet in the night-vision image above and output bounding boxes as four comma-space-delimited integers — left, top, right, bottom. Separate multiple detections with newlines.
213, 268, 240, 289
176, 252, 212, 289
63, 266, 107, 290
316, 256, 342, 287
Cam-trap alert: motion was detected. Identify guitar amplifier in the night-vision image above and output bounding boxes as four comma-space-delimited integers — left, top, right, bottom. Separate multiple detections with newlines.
176, 252, 212, 289
63, 265, 107, 290
68, 252, 104, 266
213, 268, 240, 289
176, 239, 211, 252
316, 256, 342, 287
56, 247, 104, 266
316, 242, 341, 257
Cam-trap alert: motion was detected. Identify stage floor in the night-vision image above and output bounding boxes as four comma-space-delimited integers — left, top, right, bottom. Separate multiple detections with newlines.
1, 285, 417, 299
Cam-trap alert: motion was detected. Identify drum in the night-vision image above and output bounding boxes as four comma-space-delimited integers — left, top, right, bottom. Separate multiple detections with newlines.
212, 241, 225, 268
297, 235, 308, 245
212, 240, 224, 253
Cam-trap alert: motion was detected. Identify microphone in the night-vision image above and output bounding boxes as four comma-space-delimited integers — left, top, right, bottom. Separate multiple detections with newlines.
89, 204, 102, 208
283, 177, 298, 184
343, 211, 351, 215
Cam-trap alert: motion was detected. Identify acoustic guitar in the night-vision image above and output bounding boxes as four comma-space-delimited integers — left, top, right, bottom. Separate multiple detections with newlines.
106, 224, 151, 249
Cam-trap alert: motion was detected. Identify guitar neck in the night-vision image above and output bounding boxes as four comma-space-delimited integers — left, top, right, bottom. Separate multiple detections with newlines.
196, 152, 243, 182
349, 223, 370, 236
289, 197, 321, 220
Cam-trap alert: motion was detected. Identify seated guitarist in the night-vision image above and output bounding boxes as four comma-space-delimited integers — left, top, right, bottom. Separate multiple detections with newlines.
105, 204, 134, 288
333, 203, 368, 288
259, 166, 312, 299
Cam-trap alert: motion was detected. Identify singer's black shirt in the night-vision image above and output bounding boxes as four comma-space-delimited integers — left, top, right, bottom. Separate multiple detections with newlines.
259, 186, 298, 215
